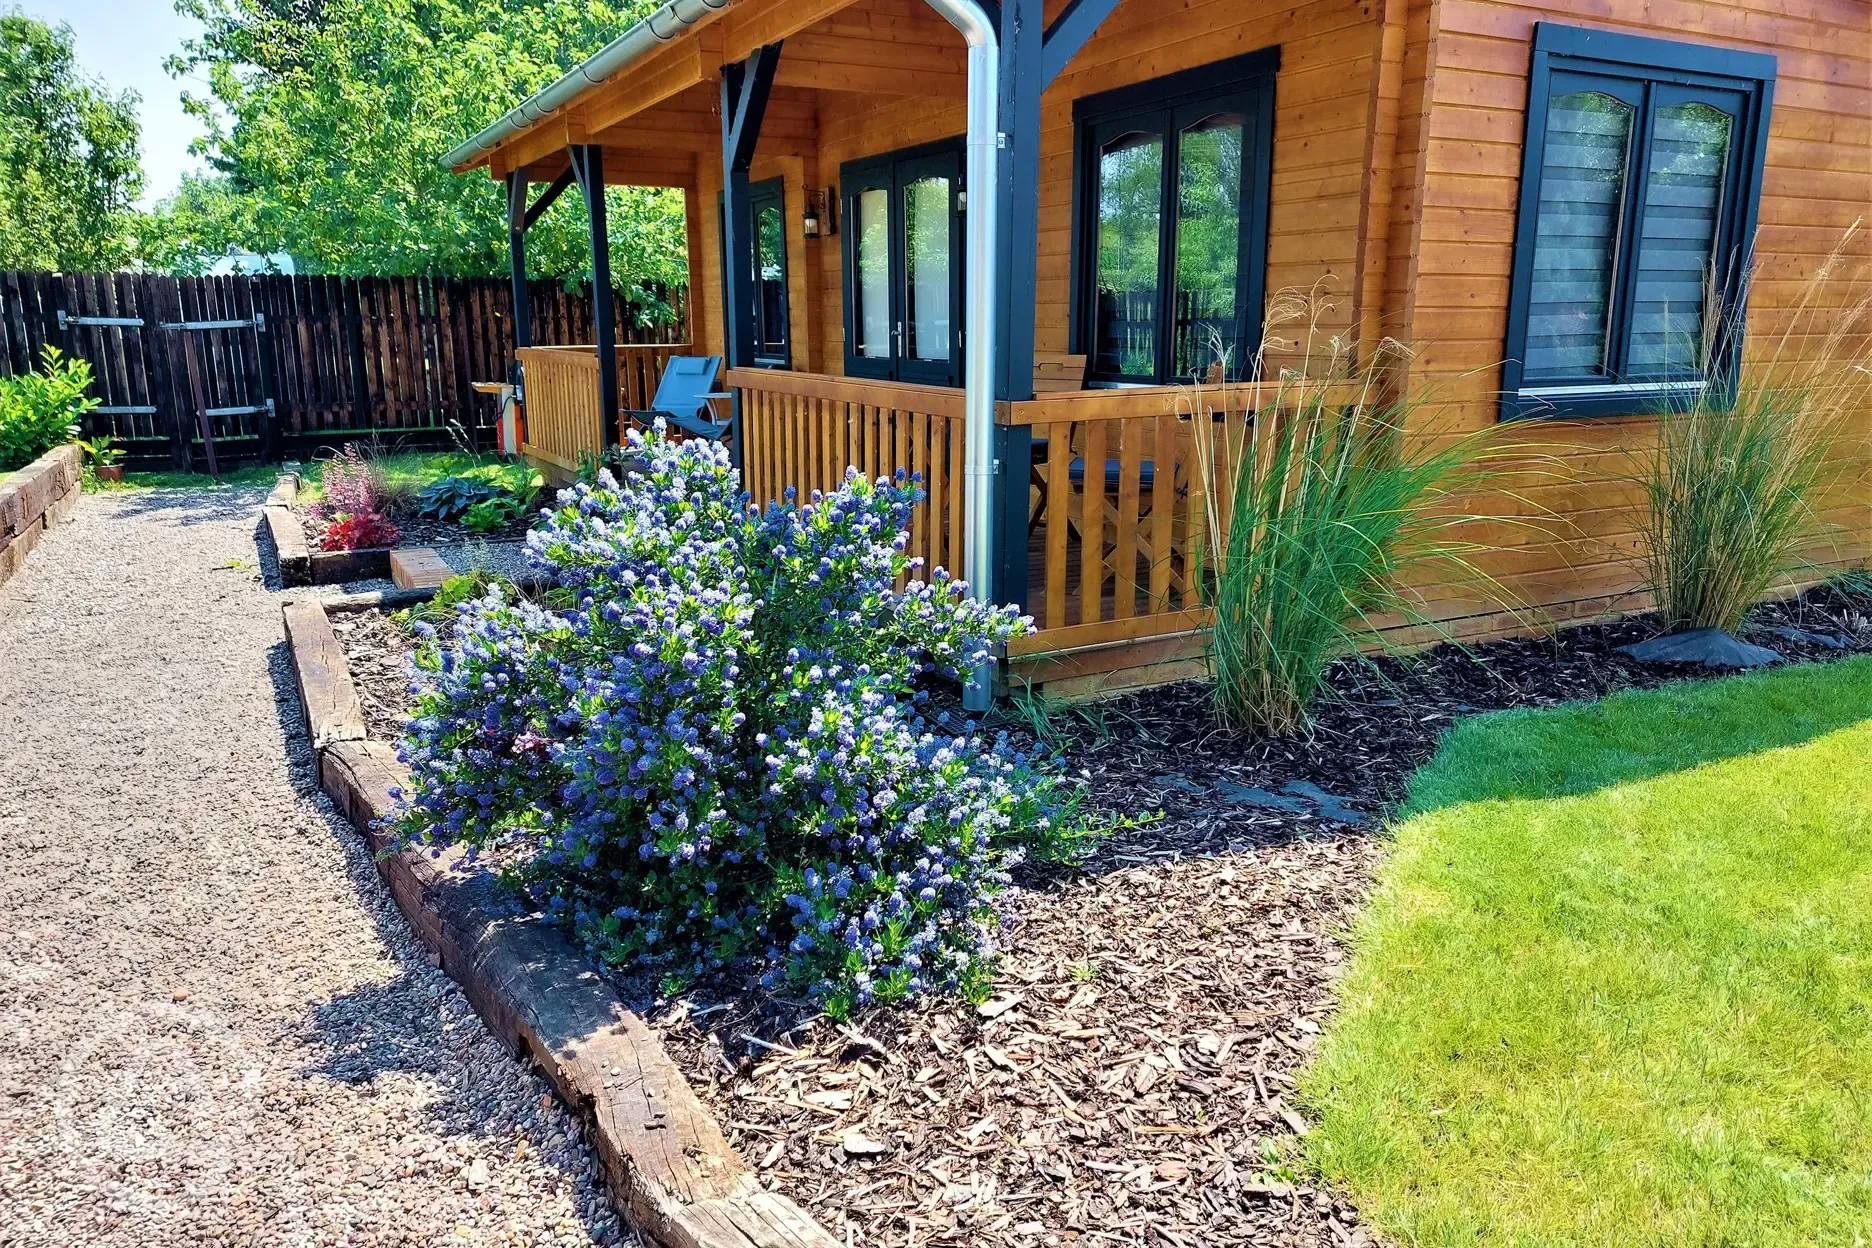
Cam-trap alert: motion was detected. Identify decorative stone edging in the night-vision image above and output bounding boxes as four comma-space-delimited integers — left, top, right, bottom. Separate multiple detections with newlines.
280, 597, 838, 1248
0, 444, 82, 588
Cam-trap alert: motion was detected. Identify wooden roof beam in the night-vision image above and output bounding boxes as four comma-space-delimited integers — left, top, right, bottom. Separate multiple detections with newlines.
722, 0, 867, 64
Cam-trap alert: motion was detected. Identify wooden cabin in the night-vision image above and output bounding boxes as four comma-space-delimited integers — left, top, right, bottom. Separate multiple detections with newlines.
445, 0, 1872, 697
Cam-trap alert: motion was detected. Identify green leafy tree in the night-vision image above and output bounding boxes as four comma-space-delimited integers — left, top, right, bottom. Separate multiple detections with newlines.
158, 0, 687, 313
0, 12, 143, 270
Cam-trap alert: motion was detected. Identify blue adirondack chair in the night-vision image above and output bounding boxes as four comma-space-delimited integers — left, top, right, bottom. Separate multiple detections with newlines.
622, 354, 732, 441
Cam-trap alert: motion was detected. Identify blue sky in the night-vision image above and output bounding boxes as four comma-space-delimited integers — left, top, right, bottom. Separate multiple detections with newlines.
24, 0, 211, 207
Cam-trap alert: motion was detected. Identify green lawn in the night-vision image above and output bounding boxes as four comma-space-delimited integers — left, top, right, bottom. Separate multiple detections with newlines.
1302, 657, 1872, 1247
108, 450, 479, 495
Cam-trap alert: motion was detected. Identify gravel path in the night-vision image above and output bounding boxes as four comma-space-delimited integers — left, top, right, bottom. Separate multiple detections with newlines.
0, 487, 620, 1247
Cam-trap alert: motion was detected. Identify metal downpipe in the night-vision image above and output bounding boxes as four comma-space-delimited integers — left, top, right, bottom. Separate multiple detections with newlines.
918, 0, 1000, 712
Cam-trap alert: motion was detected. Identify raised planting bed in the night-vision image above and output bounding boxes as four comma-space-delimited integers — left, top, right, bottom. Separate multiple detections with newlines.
328, 578, 1872, 1248
282, 595, 840, 1248
0, 443, 82, 588
265, 472, 537, 588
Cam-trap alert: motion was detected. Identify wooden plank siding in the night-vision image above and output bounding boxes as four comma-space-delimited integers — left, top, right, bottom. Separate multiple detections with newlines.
1397, 0, 1872, 642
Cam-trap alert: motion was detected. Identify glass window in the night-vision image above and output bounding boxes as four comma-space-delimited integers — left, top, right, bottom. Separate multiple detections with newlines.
1173, 112, 1245, 378
1093, 131, 1164, 379
1074, 53, 1274, 386
1524, 90, 1633, 379
904, 175, 952, 363
841, 147, 962, 385
754, 201, 787, 361
854, 187, 892, 361
1628, 101, 1732, 378
1503, 25, 1774, 419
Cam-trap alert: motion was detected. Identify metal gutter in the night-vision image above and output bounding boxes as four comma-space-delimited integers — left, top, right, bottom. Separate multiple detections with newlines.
917, 0, 1000, 711
440, 0, 739, 172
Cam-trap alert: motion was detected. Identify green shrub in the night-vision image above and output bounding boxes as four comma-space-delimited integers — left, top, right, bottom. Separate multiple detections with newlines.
0, 347, 96, 473
1637, 234, 1872, 635
1189, 308, 1508, 735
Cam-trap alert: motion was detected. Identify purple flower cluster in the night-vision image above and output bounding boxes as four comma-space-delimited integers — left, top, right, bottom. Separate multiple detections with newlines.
395, 425, 1055, 1015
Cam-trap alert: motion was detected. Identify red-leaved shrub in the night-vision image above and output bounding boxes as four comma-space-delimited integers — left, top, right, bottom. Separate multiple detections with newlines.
319, 512, 400, 552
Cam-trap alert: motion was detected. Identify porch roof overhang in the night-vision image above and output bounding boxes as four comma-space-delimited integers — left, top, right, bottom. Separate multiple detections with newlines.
440, 0, 977, 181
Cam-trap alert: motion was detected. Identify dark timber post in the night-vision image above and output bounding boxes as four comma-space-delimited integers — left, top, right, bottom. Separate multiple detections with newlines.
504, 167, 532, 387
570, 145, 621, 449
991, 0, 1045, 613
721, 44, 782, 388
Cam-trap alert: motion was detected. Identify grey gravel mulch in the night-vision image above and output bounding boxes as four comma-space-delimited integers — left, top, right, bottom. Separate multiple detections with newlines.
0, 487, 624, 1248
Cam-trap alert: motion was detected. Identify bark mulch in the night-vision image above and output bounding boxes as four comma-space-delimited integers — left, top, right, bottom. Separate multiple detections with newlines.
329, 609, 420, 743
331, 582, 1872, 1248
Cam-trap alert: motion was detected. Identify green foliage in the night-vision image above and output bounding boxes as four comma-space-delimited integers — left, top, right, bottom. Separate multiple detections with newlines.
74, 431, 122, 466
1303, 657, 1872, 1246
0, 346, 95, 473
1636, 237, 1871, 635
0, 12, 142, 270
153, 0, 686, 305
1191, 312, 1512, 735
417, 461, 543, 527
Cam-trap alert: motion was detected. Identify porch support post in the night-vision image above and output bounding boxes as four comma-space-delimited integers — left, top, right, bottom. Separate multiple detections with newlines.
570, 144, 620, 449
990, 0, 1045, 617
505, 167, 532, 386
721, 44, 782, 377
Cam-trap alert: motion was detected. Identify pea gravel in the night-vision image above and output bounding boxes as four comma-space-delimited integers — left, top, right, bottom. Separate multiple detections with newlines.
0, 487, 623, 1248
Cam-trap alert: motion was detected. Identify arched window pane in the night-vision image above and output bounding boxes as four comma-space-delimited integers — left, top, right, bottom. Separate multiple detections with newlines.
1629, 102, 1732, 378
1525, 89, 1633, 380
1173, 112, 1245, 379
1094, 130, 1164, 378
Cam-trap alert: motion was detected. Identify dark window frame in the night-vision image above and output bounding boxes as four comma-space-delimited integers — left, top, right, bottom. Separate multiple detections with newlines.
1069, 46, 1280, 387
839, 137, 966, 386
718, 177, 791, 369
1502, 23, 1776, 421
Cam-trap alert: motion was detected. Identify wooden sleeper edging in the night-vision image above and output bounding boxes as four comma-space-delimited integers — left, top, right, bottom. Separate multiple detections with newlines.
283, 598, 839, 1248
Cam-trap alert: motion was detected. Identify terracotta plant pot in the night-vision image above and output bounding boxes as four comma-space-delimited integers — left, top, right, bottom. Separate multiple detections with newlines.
96, 465, 124, 482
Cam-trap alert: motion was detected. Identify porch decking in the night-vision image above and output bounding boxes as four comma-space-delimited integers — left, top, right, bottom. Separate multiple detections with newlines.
515, 348, 1341, 691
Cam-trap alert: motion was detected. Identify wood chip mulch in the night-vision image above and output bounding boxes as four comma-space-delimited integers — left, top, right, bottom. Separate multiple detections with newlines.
328, 608, 419, 742
332, 583, 1872, 1248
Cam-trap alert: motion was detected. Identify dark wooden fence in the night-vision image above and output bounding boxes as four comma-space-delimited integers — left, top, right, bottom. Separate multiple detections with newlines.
0, 272, 686, 470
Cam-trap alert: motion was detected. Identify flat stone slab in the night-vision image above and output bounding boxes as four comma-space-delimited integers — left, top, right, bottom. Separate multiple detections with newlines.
1619, 628, 1782, 670
390, 546, 453, 590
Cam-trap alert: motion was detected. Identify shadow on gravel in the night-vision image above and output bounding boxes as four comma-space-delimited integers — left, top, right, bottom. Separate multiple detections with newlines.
104, 484, 265, 528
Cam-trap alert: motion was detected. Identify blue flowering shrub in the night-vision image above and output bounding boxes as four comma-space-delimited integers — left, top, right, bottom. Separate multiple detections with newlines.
396, 426, 1074, 1016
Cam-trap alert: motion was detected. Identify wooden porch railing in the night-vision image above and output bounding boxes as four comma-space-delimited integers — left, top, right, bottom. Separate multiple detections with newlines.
729, 368, 968, 582
998, 379, 1366, 666
517, 344, 687, 473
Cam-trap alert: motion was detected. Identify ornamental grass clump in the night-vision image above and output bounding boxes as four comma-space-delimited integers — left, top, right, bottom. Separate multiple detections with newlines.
1637, 227, 1872, 635
1188, 290, 1513, 736
396, 426, 1063, 1015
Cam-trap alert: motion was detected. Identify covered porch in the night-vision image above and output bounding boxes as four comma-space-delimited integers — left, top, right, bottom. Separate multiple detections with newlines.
446, 0, 1406, 692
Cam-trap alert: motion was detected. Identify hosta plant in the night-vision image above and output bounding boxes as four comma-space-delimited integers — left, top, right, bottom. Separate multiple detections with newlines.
396, 426, 1072, 1015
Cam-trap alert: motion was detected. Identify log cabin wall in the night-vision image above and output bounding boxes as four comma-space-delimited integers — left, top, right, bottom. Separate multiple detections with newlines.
681, 0, 1390, 376
1399, 0, 1872, 638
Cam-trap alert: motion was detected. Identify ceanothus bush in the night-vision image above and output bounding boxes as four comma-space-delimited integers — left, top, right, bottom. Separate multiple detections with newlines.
394, 425, 1067, 1015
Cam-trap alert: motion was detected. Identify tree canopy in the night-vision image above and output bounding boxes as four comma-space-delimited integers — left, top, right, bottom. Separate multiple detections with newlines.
0, 12, 143, 271
155, 0, 687, 311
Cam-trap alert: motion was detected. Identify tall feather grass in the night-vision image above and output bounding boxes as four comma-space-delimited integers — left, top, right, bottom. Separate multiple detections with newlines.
1639, 225, 1872, 634
1185, 288, 1521, 736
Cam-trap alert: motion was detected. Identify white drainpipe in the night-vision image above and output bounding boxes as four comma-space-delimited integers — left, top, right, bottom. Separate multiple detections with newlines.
919, 0, 1001, 711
